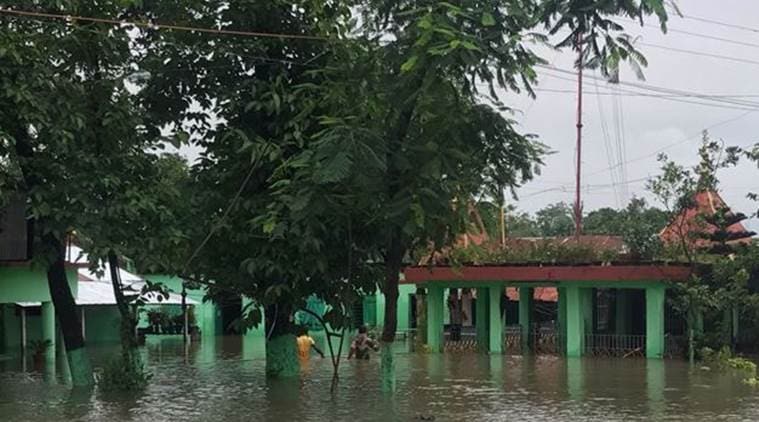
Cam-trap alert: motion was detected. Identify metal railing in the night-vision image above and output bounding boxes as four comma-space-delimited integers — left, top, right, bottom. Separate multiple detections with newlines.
533, 328, 564, 355
584, 334, 646, 357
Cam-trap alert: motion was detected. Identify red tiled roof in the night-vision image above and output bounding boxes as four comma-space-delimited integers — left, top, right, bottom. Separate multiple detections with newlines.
660, 190, 754, 248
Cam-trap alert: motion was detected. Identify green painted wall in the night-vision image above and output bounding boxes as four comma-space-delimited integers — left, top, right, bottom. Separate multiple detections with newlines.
0, 266, 78, 304
372, 284, 416, 333
145, 274, 219, 337
82, 306, 121, 343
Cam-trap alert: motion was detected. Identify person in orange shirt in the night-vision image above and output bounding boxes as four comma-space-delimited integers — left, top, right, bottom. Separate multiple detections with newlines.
297, 327, 325, 361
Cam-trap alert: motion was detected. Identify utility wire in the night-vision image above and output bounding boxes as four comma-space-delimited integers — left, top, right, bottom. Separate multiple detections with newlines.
639, 42, 759, 67
0, 7, 328, 41
537, 66, 759, 110
585, 109, 758, 177
681, 14, 759, 35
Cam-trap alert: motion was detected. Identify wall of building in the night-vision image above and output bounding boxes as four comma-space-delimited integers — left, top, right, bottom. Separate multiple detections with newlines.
0, 266, 78, 352
0, 266, 78, 304
82, 305, 121, 343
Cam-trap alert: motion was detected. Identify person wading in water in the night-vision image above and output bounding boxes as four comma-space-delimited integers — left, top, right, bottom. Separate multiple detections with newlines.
297, 327, 325, 362
347, 325, 379, 360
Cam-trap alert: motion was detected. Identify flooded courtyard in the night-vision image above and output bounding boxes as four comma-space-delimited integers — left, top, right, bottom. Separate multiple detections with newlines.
1, 336, 758, 421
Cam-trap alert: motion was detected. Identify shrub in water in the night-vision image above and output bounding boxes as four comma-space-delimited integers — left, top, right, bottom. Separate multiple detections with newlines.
98, 356, 152, 392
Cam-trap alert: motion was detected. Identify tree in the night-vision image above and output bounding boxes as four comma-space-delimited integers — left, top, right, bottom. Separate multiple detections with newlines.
648, 132, 754, 357
135, 0, 370, 378
264, 0, 669, 390
535, 202, 575, 237
0, 0, 156, 386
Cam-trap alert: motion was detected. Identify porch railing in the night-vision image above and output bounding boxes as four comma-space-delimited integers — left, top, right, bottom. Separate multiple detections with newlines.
584, 334, 646, 357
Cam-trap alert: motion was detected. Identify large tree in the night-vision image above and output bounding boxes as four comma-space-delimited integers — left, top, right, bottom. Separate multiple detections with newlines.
265, 0, 670, 390
0, 0, 160, 386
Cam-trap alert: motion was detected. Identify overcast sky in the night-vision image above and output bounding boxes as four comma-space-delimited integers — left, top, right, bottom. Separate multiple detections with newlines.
177, 2, 759, 230
500, 1, 759, 231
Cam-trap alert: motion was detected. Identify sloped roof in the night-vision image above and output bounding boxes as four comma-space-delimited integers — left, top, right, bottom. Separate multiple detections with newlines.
660, 190, 754, 248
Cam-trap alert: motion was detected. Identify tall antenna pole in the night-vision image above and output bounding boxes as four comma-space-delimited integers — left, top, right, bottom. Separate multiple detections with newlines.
574, 33, 584, 238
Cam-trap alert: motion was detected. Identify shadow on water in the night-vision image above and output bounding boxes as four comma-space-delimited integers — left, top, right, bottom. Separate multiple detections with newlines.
1, 336, 759, 421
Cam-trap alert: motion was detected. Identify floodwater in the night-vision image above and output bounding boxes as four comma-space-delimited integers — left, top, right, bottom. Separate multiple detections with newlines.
1, 335, 758, 421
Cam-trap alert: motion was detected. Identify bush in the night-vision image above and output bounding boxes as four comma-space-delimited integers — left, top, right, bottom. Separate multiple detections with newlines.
98, 356, 152, 392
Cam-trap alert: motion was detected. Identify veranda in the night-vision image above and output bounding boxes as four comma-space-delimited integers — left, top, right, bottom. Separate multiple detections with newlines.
403, 263, 692, 359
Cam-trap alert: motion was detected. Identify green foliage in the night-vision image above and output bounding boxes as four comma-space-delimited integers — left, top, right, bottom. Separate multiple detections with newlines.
98, 356, 152, 392
449, 240, 618, 265
700, 346, 757, 378
534, 203, 575, 237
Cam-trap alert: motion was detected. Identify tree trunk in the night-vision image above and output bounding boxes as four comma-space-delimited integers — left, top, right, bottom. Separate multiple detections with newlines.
264, 303, 298, 378
107, 251, 138, 356
45, 234, 93, 387
380, 230, 404, 392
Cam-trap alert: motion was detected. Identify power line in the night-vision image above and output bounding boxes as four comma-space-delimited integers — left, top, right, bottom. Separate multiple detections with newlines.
585, 109, 758, 177
537, 66, 759, 110
681, 14, 759, 35
0, 7, 328, 41
639, 42, 759, 67
533, 87, 759, 99
619, 17, 759, 50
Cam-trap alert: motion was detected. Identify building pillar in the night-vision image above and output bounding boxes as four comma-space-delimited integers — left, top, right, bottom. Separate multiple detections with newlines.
565, 286, 585, 357
488, 286, 503, 353
476, 287, 489, 352
41, 302, 56, 367
80, 307, 86, 341
376, 289, 386, 330
426, 286, 444, 353
558, 287, 567, 354
519, 287, 533, 353
645, 286, 665, 359
615, 289, 630, 335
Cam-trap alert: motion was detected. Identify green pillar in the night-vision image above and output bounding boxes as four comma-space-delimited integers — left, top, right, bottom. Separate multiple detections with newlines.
476, 287, 489, 352
376, 289, 386, 330
645, 286, 665, 359
519, 287, 533, 353
426, 286, 444, 353
488, 286, 503, 353
41, 301, 56, 365
616, 289, 630, 335
565, 286, 585, 357
558, 287, 567, 353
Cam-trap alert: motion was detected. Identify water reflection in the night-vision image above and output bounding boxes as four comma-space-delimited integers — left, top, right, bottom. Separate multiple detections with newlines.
0, 336, 758, 421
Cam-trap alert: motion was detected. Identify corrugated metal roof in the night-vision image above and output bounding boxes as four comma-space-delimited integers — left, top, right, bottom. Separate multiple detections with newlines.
17, 282, 196, 307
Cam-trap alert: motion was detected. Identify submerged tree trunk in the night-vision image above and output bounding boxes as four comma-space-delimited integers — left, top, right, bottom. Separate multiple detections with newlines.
45, 235, 93, 387
264, 303, 299, 378
107, 251, 138, 358
380, 231, 404, 392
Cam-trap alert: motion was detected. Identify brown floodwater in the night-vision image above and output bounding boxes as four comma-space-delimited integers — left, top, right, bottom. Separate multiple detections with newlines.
0, 335, 758, 421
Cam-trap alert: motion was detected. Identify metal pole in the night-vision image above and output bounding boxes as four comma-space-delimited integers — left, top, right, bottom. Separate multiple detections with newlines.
20, 306, 27, 361
182, 284, 189, 344
80, 307, 86, 341
574, 34, 584, 238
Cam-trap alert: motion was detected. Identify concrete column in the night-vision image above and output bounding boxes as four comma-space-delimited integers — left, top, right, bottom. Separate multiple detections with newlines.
41, 302, 55, 351
41, 302, 56, 370
645, 286, 665, 359
565, 286, 585, 357
476, 287, 489, 352
558, 287, 567, 353
80, 307, 86, 341
615, 289, 630, 335
519, 287, 533, 352
426, 286, 444, 353
488, 286, 503, 353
